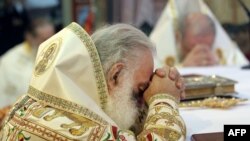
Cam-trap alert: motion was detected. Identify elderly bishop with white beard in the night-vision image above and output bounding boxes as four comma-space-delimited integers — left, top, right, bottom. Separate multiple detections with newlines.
0, 23, 186, 141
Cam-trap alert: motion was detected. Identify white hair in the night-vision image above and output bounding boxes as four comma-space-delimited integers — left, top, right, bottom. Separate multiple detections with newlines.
91, 24, 155, 77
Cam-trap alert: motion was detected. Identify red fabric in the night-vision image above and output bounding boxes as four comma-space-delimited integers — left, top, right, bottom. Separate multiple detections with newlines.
146, 133, 153, 141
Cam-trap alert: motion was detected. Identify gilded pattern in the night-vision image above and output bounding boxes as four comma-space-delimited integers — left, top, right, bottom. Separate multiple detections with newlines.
3, 93, 186, 141
34, 38, 62, 76
3, 96, 72, 141
138, 94, 186, 141
15, 98, 36, 119
216, 48, 226, 65
67, 23, 108, 110
6, 95, 30, 122
87, 126, 106, 141
102, 126, 135, 141
148, 94, 179, 105
145, 105, 185, 136
32, 107, 101, 136
28, 86, 108, 126
9, 115, 72, 141
3, 96, 107, 140
170, 0, 178, 32
4, 125, 28, 141
17, 131, 31, 141
140, 128, 182, 141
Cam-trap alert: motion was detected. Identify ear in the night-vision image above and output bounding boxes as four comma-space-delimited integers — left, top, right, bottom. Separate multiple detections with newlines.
107, 62, 124, 92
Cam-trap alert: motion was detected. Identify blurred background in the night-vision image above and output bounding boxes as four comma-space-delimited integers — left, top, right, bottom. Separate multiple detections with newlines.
0, 0, 250, 60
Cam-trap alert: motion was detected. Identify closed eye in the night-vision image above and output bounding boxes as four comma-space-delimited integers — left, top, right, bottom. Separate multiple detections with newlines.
138, 83, 149, 94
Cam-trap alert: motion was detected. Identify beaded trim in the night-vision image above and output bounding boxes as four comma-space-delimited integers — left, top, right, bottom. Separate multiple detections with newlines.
28, 86, 108, 125
67, 22, 108, 109
148, 94, 179, 105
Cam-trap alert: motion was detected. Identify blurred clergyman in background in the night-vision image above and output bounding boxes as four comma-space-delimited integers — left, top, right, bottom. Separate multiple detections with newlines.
0, 17, 55, 108
150, 0, 249, 67
179, 12, 222, 66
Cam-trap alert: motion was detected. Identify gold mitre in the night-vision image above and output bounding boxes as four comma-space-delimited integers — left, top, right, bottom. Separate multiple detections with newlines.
27, 22, 112, 123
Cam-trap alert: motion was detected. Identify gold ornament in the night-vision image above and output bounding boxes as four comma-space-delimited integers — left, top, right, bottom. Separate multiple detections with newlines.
34, 38, 62, 76
165, 56, 175, 67
179, 97, 247, 109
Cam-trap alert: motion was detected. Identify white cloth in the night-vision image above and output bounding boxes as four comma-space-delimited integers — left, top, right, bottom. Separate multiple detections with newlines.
150, 0, 249, 68
0, 42, 34, 108
179, 66, 250, 141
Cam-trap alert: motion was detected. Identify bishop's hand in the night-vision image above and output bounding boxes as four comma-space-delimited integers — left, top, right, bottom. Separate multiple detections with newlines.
144, 66, 185, 104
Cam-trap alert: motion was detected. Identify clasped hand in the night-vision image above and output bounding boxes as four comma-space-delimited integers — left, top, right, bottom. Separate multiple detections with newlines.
144, 66, 185, 104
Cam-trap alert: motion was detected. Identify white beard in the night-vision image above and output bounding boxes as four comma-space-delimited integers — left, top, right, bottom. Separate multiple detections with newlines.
105, 78, 139, 130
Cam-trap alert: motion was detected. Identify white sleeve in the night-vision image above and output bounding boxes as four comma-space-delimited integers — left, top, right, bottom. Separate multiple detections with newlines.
0, 58, 17, 108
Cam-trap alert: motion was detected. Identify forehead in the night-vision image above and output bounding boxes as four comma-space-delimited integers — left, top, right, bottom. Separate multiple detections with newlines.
185, 14, 214, 36
132, 49, 154, 84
